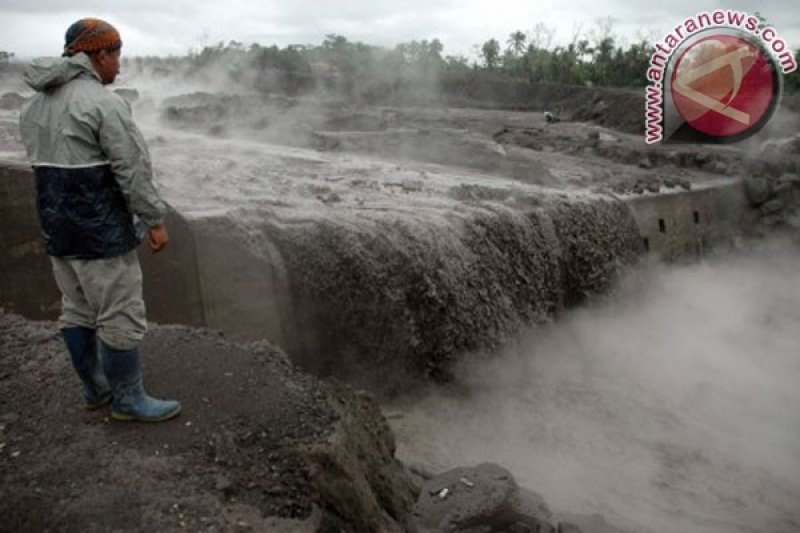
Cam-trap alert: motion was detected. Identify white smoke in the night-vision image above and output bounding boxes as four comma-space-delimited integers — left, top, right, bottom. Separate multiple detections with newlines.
388, 239, 800, 533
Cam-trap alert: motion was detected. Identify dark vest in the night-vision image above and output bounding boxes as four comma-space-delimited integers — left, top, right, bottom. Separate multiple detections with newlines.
34, 164, 141, 259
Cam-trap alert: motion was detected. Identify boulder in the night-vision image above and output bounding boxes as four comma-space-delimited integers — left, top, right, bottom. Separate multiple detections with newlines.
759, 197, 784, 216
744, 175, 771, 207
413, 463, 555, 532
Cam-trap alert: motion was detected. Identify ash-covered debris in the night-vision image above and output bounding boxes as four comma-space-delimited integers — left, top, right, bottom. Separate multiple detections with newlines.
551, 200, 642, 306
744, 170, 800, 232
160, 92, 244, 126
611, 175, 692, 195
493, 124, 736, 187
0, 313, 418, 532
412, 463, 632, 533
413, 463, 554, 532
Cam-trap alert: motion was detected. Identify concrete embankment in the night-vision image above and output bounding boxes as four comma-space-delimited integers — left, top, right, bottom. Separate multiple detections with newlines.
1, 161, 751, 391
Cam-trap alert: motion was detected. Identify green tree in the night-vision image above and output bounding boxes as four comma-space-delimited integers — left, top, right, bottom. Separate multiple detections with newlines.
481, 38, 501, 69
396, 39, 444, 67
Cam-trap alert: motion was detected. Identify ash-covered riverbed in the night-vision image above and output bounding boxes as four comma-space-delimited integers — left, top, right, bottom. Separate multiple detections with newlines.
3, 67, 800, 531
386, 240, 800, 533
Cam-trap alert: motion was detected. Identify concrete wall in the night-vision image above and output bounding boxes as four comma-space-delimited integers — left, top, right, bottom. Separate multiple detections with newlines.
1, 161, 755, 376
624, 180, 752, 261
0, 162, 288, 343
187, 216, 292, 345
0, 161, 60, 319
0, 162, 208, 326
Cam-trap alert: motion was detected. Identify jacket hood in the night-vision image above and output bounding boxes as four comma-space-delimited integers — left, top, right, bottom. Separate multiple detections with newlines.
24, 53, 100, 92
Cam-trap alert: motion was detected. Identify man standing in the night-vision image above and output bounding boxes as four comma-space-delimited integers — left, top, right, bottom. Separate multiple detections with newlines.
19, 18, 180, 422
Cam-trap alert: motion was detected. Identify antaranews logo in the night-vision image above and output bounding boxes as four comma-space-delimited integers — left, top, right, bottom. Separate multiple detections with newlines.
645, 10, 797, 144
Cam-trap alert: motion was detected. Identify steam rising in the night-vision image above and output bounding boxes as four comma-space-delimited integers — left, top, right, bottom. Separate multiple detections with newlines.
388, 240, 800, 533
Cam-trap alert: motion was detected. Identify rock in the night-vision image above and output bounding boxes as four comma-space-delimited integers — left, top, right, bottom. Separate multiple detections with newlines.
512, 486, 554, 525
637, 157, 653, 170
544, 111, 560, 124
712, 161, 728, 174
759, 198, 784, 216
586, 131, 600, 148
401, 179, 423, 193
744, 176, 771, 206
262, 505, 322, 532
318, 192, 342, 204
776, 173, 800, 192
591, 100, 608, 118
645, 181, 661, 193
414, 463, 516, 531
413, 463, 555, 532
301, 383, 418, 532
786, 212, 800, 231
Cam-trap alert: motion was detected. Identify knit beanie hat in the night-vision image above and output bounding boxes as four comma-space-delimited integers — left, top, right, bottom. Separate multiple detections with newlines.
63, 18, 122, 57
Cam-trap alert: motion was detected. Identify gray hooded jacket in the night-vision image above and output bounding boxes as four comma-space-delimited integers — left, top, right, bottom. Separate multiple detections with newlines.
19, 53, 166, 259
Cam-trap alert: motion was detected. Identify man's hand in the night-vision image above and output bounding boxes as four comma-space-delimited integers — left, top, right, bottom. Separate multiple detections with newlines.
148, 223, 169, 253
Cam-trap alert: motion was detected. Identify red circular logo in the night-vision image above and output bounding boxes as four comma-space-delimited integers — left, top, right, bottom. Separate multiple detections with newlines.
671, 34, 776, 138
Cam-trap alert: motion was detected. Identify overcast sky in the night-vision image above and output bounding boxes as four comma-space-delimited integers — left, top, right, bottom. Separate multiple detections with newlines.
1, 0, 798, 59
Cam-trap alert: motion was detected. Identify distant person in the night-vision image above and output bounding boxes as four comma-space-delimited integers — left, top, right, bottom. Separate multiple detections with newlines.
19, 18, 180, 422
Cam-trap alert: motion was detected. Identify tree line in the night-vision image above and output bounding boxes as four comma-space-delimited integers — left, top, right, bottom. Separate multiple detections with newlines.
3, 25, 798, 94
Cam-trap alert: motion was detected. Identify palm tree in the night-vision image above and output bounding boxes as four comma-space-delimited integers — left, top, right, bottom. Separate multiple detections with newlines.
507, 31, 527, 57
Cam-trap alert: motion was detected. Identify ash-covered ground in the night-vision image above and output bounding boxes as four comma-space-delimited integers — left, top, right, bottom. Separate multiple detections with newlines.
2, 64, 800, 532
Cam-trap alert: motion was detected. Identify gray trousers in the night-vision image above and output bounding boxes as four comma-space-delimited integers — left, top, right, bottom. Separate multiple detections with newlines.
50, 250, 147, 350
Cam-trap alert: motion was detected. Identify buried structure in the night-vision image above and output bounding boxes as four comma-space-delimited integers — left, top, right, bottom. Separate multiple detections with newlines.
1, 79, 800, 532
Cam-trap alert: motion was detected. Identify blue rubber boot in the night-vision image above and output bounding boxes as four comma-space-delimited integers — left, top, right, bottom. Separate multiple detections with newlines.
62, 327, 112, 409
100, 342, 181, 422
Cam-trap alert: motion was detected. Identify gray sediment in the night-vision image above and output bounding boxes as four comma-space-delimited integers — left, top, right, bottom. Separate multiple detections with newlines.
265, 199, 641, 389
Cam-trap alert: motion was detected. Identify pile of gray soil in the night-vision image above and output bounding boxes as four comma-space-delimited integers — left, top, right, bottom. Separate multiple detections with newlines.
0, 313, 417, 532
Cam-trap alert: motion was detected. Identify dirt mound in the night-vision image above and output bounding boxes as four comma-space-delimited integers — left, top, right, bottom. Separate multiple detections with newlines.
565, 88, 644, 135
0, 313, 417, 532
